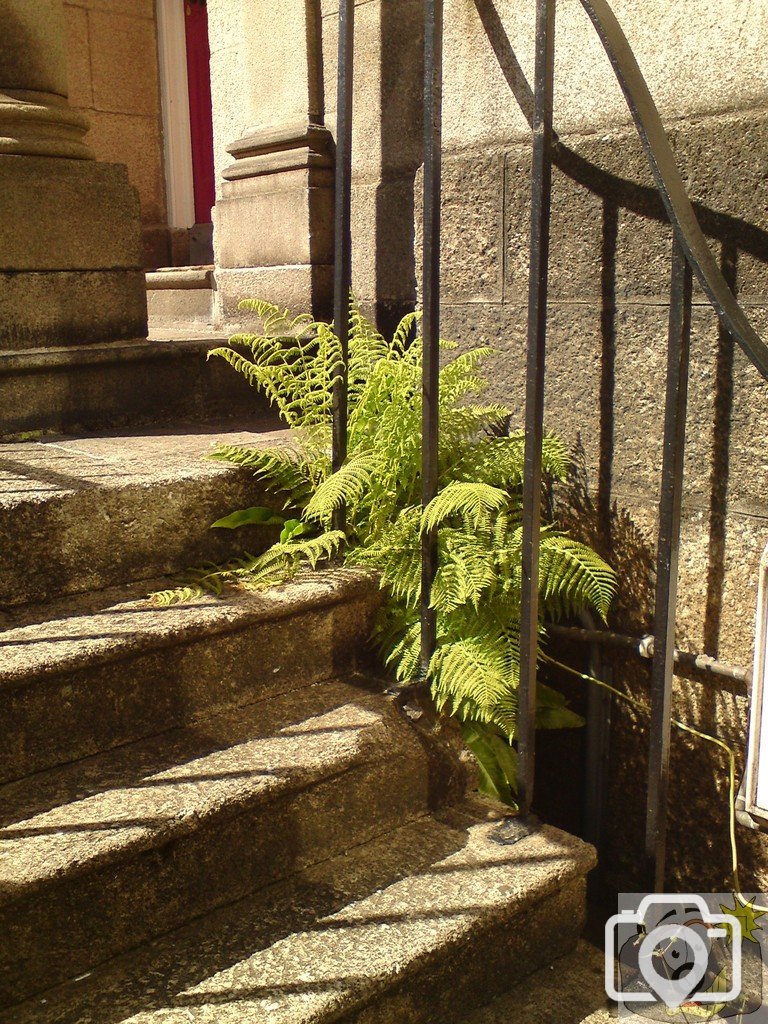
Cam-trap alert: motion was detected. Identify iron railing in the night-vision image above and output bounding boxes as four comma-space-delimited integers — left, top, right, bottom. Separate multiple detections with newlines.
331, 0, 768, 892
332, 0, 355, 535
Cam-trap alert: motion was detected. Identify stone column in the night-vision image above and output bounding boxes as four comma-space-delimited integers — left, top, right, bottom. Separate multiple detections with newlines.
0, 0, 93, 159
0, 0, 147, 349
208, 0, 333, 324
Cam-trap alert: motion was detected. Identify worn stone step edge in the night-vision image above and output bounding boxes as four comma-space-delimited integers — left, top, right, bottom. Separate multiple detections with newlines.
147, 287, 214, 329
465, 939, 611, 1024
0, 570, 382, 785
0, 425, 285, 607
2, 798, 596, 1024
0, 680, 436, 1007
0, 569, 380, 691
0, 678, 406, 901
0, 340, 261, 437
146, 267, 214, 291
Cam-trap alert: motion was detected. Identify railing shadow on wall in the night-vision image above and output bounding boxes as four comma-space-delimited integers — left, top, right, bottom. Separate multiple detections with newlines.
376, 0, 422, 337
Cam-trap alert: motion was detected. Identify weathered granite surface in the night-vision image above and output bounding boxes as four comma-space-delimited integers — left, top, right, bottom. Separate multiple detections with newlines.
0, 426, 287, 606
2, 798, 595, 1023
0, 678, 434, 1006
0, 569, 382, 781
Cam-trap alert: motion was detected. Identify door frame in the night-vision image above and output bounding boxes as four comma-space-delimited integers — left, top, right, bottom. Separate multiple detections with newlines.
156, 0, 196, 230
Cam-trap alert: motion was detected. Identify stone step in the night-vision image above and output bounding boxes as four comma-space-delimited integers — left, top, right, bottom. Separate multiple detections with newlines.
0, 570, 381, 782
1, 797, 595, 1023
466, 939, 612, 1023
146, 267, 215, 331
0, 676, 446, 1008
0, 334, 261, 437
0, 424, 286, 607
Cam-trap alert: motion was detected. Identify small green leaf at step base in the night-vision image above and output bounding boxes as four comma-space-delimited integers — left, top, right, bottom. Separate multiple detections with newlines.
280, 519, 310, 543
462, 723, 519, 808
211, 507, 285, 530
536, 705, 586, 729
535, 682, 585, 729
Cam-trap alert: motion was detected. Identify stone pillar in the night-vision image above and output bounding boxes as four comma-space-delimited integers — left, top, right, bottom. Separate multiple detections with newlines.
0, 0, 147, 349
0, 0, 93, 159
208, 0, 333, 324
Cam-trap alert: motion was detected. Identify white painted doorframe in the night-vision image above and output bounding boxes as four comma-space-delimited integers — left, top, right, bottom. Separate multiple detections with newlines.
156, 0, 196, 230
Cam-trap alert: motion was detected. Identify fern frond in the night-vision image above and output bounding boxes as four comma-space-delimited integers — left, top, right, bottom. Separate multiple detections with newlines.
152, 582, 210, 606
204, 291, 617, 796
452, 433, 568, 488
392, 311, 420, 352
375, 608, 422, 682
429, 635, 511, 713
438, 347, 494, 404
538, 533, 616, 620
431, 530, 496, 612
208, 443, 322, 508
303, 453, 378, 522
422, 481, 509, 534
237, 298, 315, 337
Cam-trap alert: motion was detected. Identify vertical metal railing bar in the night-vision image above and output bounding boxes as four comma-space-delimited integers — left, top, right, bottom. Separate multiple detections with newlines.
645, 236, 694, 892
582, 610, 613, 898
420, 0, 444, 676
517, 0, 556, 817
332, 0, 355, 534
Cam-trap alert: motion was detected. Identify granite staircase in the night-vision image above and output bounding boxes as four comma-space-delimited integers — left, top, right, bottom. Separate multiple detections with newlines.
0, 423, 595, 1023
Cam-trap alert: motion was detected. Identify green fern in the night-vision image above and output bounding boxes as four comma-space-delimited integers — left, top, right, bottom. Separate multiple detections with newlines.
178, 294, 616, 803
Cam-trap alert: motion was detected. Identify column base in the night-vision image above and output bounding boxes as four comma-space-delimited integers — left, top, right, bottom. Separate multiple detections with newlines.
214, 265, 333, 329
0, 155, 147, 347
0, 94, 93, 160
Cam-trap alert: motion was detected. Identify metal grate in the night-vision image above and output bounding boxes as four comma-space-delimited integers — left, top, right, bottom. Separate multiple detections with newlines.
331, 0, 768, 893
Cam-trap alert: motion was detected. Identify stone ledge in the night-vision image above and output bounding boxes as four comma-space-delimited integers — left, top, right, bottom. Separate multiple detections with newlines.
0, 425, 288, 604
226, 120, 332, 159
0, 269, 147, 350
223, 123, 333, 183
146, 266, 215, 291
0, 569, 378, 690
147, 288, 214, 330
0, 337, 261, 434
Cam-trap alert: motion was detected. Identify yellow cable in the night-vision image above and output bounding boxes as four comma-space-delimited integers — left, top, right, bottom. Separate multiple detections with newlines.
541, 651, 768, 912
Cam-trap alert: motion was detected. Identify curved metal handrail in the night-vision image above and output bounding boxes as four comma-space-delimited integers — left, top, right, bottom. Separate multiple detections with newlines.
579, 0, 768, 380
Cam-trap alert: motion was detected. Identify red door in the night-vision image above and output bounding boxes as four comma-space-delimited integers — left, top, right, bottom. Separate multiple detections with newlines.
184, 0, 215, 225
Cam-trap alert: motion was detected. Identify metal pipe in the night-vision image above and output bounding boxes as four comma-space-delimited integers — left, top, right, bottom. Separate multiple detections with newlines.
546, 624, 752, 686
331, 0, 355, 534
517, 0, 556, 816
645, 237, 693, 892
420, 0, 444, 676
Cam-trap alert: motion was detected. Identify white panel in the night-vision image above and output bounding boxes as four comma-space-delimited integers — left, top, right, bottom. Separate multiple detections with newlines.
156, 0, 195, 230
745, 543, 768, 819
